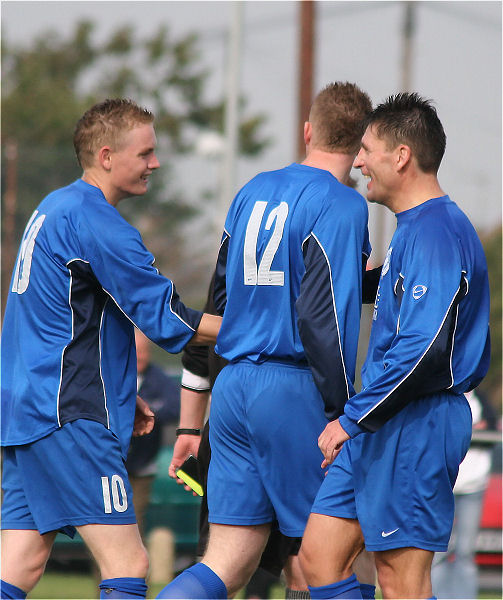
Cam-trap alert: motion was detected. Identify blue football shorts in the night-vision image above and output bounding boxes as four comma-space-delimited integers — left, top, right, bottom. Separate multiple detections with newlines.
207, 359, 328, 537
1, 419, 136, 537
311, 391, 472, 552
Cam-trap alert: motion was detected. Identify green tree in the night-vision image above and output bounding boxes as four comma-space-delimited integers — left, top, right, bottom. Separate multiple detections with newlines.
1, 21, 269, 308
480, 225, 502, 411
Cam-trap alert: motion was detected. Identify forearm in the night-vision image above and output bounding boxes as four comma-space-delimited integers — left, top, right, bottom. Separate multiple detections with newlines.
178, 387, 209, 429
188, 313, 222, 345
170, 387, 209, 478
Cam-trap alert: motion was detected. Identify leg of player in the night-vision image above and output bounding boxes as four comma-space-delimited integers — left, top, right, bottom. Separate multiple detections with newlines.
204, 523, 271, 595
77, 523, 149, 599
374, 547, 435, 599
156, 523, 271, 599
283, 554, 310, 599
299, 515, 365, 599
352, 550, 376, 599
0, 529, 57, 597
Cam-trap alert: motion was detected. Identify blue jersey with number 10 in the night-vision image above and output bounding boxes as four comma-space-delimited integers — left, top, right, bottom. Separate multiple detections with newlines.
214, 163, 371, 419
1, 179, 202, 456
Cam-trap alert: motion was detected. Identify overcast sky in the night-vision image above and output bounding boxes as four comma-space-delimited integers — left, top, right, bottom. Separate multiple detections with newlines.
2, 1, 502, 260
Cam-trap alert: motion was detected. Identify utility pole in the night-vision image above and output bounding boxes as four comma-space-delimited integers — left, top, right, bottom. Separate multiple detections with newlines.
220, 1, 243, 232
297, 0, 316, 160
372, 2, 416, 264
401, 1, 416, 93
2, 139, 18, 319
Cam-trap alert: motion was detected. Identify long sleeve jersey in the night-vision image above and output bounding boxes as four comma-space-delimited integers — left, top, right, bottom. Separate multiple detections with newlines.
339, 195, 491, 437
1, 179, 202, 456
213, 163, 371, 419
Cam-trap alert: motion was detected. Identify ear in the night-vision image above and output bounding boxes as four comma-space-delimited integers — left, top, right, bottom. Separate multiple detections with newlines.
396, 144, 412, 172
98, 146, 113, 171
304, 121, 312, 146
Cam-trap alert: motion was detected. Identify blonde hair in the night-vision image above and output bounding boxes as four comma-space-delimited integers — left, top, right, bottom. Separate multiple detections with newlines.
309, 82, 372, 154
73, 98, 154, 168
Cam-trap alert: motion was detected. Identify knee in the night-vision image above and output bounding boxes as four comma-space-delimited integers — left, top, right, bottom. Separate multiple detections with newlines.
283, 556, 308, 591
20, 548, 49, 591
376, 565, 394, 599
124, 543, 149, 579
374, 554, 396, 598
135, 546, 150, 579
297, 542, 315, 583
218, 559, 257, 597
98, 542, 149, 580
375, 560, 409, 599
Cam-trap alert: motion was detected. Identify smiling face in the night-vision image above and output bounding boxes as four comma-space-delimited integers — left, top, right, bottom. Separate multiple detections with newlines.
353, 125, 399, 208
107, 124, 160, 205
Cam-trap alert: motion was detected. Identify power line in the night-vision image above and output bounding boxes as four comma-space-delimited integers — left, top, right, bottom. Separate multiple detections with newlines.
198, 1, 398, 43
422, 2, 501, 31
198, 0, 499, 46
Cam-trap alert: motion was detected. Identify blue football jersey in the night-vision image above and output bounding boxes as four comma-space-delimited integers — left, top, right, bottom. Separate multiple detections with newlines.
339, 195, 491, 437
214, 163, 371, 419
1, 179, 202, 455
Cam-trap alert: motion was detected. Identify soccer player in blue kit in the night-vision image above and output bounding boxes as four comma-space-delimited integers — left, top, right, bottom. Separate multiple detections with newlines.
299, 93, 491, 599
156, 82, 376, 600
0, 99, 221, 600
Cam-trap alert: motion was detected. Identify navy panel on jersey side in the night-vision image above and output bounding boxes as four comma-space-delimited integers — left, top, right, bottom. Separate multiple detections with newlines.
59, 259, 109, 427
214, 233, 230, 316
359, 273, 468, 432
296, 235, 348, 420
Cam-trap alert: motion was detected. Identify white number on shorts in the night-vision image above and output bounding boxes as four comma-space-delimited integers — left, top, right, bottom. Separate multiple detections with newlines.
101, 475, 128, 513
11, 210, 46, 294
243, 201, 289, 286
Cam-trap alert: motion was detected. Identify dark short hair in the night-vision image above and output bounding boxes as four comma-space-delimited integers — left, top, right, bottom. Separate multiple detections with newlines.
309, 82, 372, 154
73, 98, 154, 169
366, 92, 446, 173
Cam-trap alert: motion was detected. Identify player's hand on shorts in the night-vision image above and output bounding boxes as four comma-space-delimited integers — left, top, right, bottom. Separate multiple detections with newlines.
318, 419, 350, 467
133, 395, 155, 436
169, 435, 201, 494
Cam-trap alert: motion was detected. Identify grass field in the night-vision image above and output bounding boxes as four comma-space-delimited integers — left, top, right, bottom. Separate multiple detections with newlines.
27, 570, 502, 599
28, 571, 284, 599
29, 573, 184, 599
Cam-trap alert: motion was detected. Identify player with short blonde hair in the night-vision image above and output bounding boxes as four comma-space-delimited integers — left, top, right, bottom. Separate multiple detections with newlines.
1, 98, 220, 600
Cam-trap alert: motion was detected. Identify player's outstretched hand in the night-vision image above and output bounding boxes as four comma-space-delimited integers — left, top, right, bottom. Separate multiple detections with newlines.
169, 435, 201, 495
133, 395, 155, 436
318, 419, 350, 468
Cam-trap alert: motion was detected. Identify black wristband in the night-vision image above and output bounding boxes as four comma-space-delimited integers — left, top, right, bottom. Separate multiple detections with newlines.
176, 428, 202, 437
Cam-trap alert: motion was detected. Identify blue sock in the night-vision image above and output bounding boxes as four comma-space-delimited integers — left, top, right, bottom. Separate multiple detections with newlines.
156, 562, 227, 599
99, 577, 147, 598
359, 583, 375, 599
0, 581, 27, 599
309, 573, 362, 599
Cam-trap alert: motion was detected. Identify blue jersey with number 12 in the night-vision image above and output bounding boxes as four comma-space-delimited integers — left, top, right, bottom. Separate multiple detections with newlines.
214, 163, 371, 419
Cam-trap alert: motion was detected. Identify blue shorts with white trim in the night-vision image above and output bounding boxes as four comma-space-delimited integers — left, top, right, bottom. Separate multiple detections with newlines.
311, 391, 472, 552
208, 359, 329, 537
1, 419, 136, 537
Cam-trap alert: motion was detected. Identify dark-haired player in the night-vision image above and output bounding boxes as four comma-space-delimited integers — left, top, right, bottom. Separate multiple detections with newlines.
299, 93, 491, 599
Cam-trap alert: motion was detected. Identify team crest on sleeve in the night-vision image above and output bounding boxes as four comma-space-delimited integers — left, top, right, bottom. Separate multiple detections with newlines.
381, 247, 393, 277
412, 285, 428, 300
